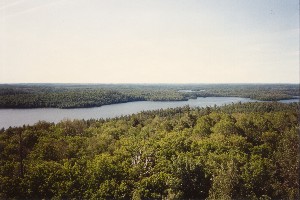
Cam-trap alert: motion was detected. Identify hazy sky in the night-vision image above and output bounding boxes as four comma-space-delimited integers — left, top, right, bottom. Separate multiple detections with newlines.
0, 0, 299, 83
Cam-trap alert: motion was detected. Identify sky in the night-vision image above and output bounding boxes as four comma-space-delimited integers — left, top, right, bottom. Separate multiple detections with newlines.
0, 0, 299, 83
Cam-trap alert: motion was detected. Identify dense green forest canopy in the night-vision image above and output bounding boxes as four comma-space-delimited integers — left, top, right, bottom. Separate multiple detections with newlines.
0, 102, 299, 199
0, 83, 298, 108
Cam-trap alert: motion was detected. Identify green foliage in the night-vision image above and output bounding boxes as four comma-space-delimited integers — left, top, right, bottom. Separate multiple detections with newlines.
0, 102, 299, 199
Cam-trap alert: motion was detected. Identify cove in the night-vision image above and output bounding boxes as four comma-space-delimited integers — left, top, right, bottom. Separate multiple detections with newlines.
0, 97, 298, 129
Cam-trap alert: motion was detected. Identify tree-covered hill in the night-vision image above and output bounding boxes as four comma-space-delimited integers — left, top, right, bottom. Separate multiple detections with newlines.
0, 83, 298, 108
0, 102, 299, 199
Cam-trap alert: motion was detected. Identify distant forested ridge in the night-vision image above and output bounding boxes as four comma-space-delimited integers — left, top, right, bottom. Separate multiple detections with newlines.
0, 83, 298, 108
0, 102, 299, 199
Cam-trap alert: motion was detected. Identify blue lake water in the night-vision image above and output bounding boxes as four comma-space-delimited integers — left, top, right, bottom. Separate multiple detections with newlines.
0, 97, 298, 129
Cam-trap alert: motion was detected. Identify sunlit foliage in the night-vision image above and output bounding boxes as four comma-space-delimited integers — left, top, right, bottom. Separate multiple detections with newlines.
0, 102, 299, 199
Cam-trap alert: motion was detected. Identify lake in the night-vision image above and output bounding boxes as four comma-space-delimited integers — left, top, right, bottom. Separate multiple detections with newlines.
0, 97, 298, 129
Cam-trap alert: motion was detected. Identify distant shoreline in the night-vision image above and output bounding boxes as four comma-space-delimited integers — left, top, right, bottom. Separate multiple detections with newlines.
0, 84, 298, 109
0, 96, 299, 110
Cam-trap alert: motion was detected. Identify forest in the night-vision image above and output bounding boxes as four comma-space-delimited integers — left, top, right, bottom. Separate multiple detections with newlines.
0, 102, 299, 199
0, 83, 298, 108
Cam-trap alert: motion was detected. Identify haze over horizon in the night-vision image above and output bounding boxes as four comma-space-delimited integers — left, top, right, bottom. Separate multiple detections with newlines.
0, 0, 299, 84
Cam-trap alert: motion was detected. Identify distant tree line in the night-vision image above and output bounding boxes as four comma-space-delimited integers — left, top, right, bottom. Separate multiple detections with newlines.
0, 102, 299, 199
0, 84, 298, 108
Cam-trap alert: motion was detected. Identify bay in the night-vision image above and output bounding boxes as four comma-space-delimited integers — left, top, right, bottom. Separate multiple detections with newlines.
0, 97, 298, 129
